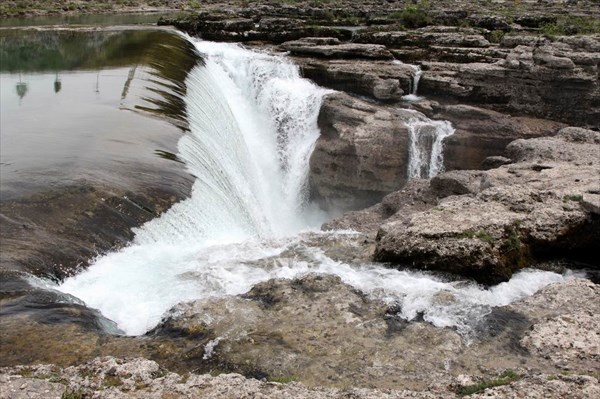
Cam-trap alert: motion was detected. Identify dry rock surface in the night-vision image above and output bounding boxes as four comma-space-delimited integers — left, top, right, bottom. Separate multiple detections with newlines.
511, 278, 600, 372
372, 127, 600, 284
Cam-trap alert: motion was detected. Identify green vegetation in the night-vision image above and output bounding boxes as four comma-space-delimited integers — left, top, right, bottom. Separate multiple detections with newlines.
188, 0, 201, 9
457, 369, 520, 396
389, 3, 432, 29
541, 16, 600, 36
563, 194, 583, 203
267, 375, 297, 383
458, 229, 495, 245
103, 375, 123, 387
487, 30, 505, 44
17, 367, 34, 377
61, 390, 85, 399
504, 223, 522, 254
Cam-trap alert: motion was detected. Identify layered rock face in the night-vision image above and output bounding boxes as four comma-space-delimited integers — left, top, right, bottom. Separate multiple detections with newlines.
310, 93, 412, 210
373, 127, 600, 284
162, 1, 600, 128
415, 35, 600, 127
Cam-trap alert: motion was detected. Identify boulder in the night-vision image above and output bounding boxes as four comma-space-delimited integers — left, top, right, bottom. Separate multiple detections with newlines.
152, 273, 465, 390
509, 278, 600, 372
309, 93, 418, 211
374, 128, 600, 284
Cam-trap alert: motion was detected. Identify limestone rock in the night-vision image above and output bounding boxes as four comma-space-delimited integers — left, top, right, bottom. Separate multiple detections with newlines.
282, 39, 394, 60
374, 128, 600, 284
430, 104, 565, 171
309, 92, 411, 211
508, 278, 600, 373
151, 273, 464, 390
293, 57, 408, 101
322, 179, 436, 233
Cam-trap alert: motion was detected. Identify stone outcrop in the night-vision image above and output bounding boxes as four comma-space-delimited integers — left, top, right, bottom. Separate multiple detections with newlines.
417, 36, 600, 127
2, 357, 599, 399
373, 127, 600, 284
282, 38, 394, 60
426, 103, 566, 171
510, 278, 600, 373
2, 277, 600, 398
309, 92, 414, 211
161, 2, 600, 127
291, 56, 411, 101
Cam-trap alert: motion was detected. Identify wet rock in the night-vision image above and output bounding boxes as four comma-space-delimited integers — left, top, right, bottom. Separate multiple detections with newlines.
428, 104, 565, 171
309, 92, 412, 211
153, 273, 464, 390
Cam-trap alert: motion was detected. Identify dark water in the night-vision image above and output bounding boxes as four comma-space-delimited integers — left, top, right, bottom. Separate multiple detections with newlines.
0, 28, 199, 200
0, 12, 181, 28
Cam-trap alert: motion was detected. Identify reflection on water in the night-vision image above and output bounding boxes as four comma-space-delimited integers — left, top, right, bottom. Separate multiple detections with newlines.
0, 28, 201, 200
0, 12, 181, 28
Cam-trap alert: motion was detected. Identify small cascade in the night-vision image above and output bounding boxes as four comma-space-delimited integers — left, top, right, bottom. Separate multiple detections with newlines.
407, 118, 455, 179
409, 65, 422, 95
392, 60, 423, 101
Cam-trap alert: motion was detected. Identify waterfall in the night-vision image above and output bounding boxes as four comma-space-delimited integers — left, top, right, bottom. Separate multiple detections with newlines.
409, 65, 422, 95
54, 38, 563, 339
134, 41, 332, 244
407, 118, 455, 179
395, 61, 423, 102
58, 39, 331, 335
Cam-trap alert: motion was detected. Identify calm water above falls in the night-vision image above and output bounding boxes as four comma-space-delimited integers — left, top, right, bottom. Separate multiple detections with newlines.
56, 37, 574, 337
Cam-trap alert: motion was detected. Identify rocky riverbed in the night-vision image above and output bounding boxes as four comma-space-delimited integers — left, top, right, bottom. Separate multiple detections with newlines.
1, 1, 599, 398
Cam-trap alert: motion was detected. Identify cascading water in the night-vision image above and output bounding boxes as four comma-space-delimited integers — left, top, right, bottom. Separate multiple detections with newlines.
54, 38, 572, 337
397, 61, 423, 102
407, 117, 455, 179
58, 39, 331, 334
409, 65, 422, 95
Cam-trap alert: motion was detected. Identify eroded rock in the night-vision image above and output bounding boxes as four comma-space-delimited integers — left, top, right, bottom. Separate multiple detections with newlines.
374, 128, 600, 284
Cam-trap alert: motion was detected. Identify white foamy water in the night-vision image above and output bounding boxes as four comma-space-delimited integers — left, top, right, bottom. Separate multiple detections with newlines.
56, 39, 566, 337
407, 117, 455, 179
54, 232, 570, 336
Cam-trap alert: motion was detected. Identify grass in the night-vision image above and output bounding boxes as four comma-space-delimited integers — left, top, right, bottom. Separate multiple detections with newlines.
541, 16, 600, 36
388, 2, 432, 29
17, 367, 34, 377
458, 229, 495, 245
103, 375, 123, 388
458, 369, 520, 396
487, 30, 506, 44
563, 194, 583, 203
61, 390, 85, 399
267, 375, 297, 383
